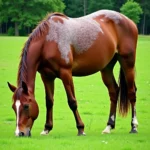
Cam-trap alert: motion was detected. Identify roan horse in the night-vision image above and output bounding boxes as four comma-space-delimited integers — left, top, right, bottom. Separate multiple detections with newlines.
8, 10, 138, 137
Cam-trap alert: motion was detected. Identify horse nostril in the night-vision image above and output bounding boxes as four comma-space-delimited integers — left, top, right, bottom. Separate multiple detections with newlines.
19, 132, 24, 136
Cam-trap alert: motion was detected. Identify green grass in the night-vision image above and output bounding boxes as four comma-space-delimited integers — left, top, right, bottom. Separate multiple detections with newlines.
0, 35, 150, 150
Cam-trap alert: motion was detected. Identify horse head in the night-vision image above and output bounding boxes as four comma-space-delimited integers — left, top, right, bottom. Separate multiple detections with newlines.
7, 81, 39, 137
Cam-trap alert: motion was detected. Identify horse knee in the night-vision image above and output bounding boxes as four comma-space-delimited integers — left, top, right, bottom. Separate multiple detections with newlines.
68, 99, 77, 111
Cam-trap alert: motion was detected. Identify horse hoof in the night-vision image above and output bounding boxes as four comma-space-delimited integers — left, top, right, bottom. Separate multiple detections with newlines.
102, 125, 111, 134
129, 129, 138, 133
77, 132, 86, 136
102, 130, 111, 134
40, 130, 49, 135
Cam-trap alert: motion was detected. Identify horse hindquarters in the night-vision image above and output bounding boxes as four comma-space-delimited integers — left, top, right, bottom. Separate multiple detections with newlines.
115, 16, 138, 133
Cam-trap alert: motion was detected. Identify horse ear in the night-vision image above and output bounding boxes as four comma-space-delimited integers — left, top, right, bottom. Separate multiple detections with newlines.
22, 81, 28, 94
7, 82, 16, 92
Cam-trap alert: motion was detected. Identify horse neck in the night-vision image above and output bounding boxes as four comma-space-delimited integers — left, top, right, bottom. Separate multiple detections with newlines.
17, 39, 43, 94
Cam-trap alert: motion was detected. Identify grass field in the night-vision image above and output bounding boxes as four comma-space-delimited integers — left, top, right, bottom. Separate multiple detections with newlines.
0, 36, 150, 150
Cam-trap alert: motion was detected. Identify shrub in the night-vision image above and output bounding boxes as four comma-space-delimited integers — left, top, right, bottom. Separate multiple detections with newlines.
7, 27, 15, 36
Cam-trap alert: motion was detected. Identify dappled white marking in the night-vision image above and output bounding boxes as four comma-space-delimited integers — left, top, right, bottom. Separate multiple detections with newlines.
102, 125, 112, 134
132, 116, 138, 131
133, 117, 138, 126
111, 115, 115, 121
46, 10, 122, 63
40, 130, 49, 135
99, 10, 122, 24
86, 10, 122, 24
47, 14, 103, 63
15, 100, 21, 136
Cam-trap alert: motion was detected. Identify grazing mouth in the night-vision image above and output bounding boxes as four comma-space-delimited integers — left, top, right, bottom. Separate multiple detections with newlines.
15, 128, 31, 137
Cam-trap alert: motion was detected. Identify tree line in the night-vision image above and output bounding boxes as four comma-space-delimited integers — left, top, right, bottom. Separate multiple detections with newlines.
0, 0, 150, 36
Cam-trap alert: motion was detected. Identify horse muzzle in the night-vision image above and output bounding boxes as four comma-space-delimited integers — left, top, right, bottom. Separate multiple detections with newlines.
15, 129, 31, 137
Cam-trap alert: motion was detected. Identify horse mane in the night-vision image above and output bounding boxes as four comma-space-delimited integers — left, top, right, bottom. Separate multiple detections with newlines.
17, 12, 66, 87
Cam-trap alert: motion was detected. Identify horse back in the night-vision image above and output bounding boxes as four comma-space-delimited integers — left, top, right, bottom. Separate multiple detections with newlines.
39, 10, 138, 76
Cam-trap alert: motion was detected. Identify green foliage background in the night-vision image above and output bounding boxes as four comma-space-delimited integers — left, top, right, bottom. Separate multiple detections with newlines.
0, 0, 65, 35
0, 0, 150, 35
120, 0, 143, 24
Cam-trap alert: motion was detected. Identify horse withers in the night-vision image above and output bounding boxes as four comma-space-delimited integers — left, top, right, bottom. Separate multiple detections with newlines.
8, 10, 138, 137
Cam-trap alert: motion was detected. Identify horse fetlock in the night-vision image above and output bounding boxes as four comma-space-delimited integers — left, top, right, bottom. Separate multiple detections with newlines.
130, 126, 138, 133
77, 122, 84, 130
107, 121, 115, 129
77, 126, 85, 136
77, 131, 86, 136
40, 124, 52, 135
45, 123, 53, 131
130, 119, 138, 134
68, 100, 77, 111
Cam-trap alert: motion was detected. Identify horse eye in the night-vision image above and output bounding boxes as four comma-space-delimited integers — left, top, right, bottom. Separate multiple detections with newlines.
23, 104, 29, 110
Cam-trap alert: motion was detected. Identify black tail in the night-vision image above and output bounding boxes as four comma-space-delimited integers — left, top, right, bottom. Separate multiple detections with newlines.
118, 68, 130, 116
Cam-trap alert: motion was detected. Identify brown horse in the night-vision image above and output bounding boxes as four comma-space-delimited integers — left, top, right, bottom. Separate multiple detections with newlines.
8, 10, 138, 137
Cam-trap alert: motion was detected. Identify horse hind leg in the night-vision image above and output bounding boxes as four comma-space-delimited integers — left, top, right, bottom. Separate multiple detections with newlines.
130, 84, 138, 133
101, 54, 119, 134
118, 47, 138, 133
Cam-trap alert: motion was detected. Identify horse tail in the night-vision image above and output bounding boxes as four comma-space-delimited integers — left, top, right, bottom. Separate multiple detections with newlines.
118, 68, 130, 117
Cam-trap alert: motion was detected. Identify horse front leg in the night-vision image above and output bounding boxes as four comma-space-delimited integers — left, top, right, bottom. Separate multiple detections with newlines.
40, 75, 55, 135
60, 68, 85, 136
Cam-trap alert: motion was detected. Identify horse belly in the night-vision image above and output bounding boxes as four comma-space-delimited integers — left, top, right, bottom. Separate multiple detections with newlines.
72, 44, 115, 76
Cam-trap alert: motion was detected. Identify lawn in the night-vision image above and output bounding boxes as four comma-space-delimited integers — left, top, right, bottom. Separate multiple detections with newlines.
0, 35, 150, 150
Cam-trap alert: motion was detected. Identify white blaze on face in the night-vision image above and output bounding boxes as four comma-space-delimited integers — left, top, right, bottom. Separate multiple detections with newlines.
15, 100, 21, 136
